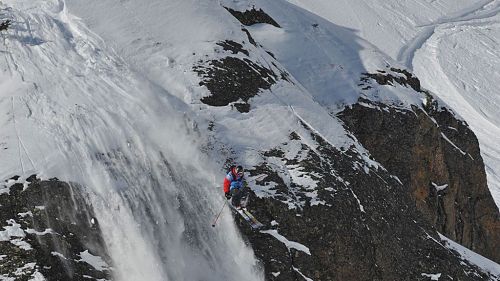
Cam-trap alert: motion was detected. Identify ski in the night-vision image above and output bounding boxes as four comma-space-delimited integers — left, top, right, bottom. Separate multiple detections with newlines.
241, 209, 264, 229
227, 201, 263, 229
227, 201, 252, 224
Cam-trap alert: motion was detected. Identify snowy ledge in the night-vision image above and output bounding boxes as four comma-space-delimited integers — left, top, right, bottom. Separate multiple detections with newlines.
77, 250, 109, 272
260, 229, 311, 255
421, 273, 441, 280
438, 233, 500, 278
431, 182, 448, 192
440, 133, 474, 160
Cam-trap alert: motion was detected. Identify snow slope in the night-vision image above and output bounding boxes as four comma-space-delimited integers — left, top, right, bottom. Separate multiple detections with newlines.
0, 0, 262, 280
285, 0, 500, 208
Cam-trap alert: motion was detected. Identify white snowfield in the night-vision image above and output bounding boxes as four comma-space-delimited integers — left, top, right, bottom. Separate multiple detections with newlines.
0, 0, 498, 280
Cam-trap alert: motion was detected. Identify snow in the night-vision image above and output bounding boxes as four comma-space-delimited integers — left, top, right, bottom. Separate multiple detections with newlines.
288, 164, 317, 190
14, 263, 36, 276
0, 220, 26, 241
284, 0, 491, 63
78, 250, 108, 272
349, 188, 365, 213
440, 133, 470, 158
0, 186, 9, 195
421, 273, 442, 280
29, 271, 46, 281
10, 239, 32, 251
293, 266, 314, 281
51, 252, 66, 259
438, 233, 500, 278
431, 182, 448, 192
260, 229, 311, 255
281, 0, 500, 209
413, 12, 500, 206
25, 228, 53, 235
0, 0, 498, 279
305, 190, 326, 206
18, 211, 33, 217
0, 0, 263, 278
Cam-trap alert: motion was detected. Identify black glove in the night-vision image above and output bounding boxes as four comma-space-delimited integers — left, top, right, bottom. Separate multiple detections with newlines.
225, 192, 232, 199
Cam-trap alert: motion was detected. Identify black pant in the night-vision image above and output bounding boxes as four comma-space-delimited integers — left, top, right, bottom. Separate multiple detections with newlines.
231, 187, 247, 207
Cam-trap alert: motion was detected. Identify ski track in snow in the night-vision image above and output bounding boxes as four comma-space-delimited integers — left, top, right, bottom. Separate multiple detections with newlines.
410, 2, 500, 207
11, 96, 36, 174
398, 0, 500, 71
287, 0, 500, 208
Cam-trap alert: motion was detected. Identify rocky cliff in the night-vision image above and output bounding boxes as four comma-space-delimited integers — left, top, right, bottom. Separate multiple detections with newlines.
0, 175, 111, 281
237, 124, 496, 280
196, 6, 500, 279
338, 70, 500, 264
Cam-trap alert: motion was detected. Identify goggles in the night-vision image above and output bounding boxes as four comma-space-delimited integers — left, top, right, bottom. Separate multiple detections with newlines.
236, 166, 244, 176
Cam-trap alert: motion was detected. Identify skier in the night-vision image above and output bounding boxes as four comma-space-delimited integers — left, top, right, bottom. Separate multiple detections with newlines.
212, 165, 263, 229
223, 165, 246, 209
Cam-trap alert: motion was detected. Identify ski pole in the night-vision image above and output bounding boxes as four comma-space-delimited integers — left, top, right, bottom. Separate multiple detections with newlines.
212, 199, 228, 227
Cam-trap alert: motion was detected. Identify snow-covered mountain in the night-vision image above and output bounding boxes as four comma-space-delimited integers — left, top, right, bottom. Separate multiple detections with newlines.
0, 0, 499, 280
286, 0, 500, 215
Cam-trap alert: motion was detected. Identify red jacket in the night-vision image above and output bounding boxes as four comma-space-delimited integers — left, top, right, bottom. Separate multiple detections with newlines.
223, 168, 243, 193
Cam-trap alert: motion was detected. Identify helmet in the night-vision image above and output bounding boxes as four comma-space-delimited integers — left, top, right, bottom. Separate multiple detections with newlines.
235, 165, 244, 177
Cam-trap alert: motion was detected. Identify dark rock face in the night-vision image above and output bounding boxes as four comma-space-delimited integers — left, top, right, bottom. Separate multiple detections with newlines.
360, 68, 422, 93
224, 7, 280, 28
338, 100, 500, 264
194, 56, 277, 113
241, 28, 257, 46
0, 175, 111, 280
215, 40, 249, 56
237, 125, 495, 280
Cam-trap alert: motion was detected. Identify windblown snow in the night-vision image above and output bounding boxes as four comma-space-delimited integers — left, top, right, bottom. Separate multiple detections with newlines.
0, 0, 263, 280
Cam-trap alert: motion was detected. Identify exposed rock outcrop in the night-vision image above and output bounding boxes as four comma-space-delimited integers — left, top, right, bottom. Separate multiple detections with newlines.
194, 55, 277, 113
224, 7, 281, 28
338, 70, 500, 264
0, 175, 111, 280
338, 100, 500, 264
237, 125, 495, 280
